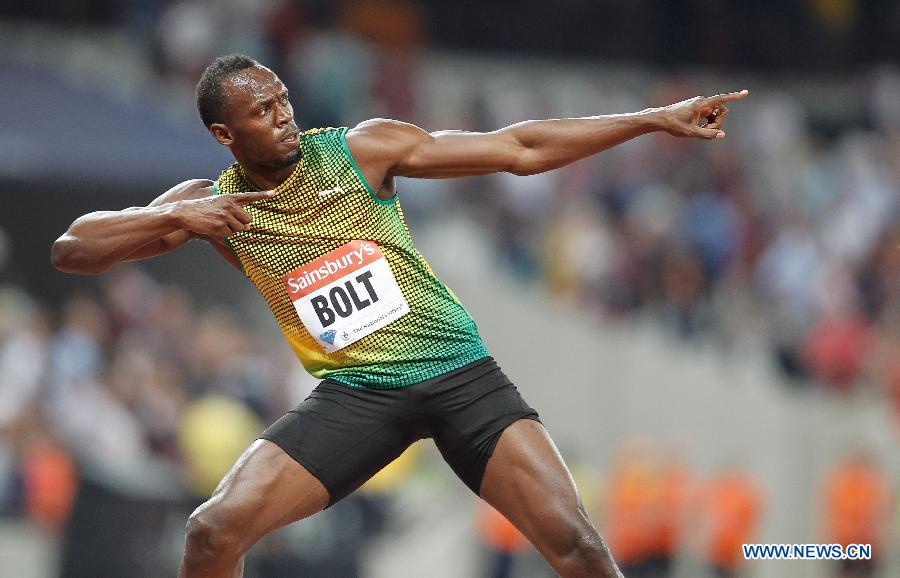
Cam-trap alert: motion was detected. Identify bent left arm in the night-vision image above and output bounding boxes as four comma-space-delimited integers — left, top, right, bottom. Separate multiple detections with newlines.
345, 90, 748, 190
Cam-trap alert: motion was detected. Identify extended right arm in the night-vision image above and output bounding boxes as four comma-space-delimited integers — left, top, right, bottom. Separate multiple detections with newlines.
51, 179, 272, 275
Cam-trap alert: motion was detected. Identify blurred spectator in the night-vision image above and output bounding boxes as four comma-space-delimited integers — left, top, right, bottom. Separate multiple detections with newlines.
338, 0, 425, 120
477, 503, 530, 578
820, 454, 891, 578
696, 469, 763, 578
177, 395, 263, 498
801, 308, 873, 391
46, 295, 108, 388
154, 0, 219, 81
601, 442, 689, 578
21, 436, 77, 532
0, 291, 49, 434
0, 228, 47, 519
647, 460, 690, 576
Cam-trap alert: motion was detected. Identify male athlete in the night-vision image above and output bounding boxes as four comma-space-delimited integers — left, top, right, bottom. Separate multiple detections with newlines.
52, 54, 747, 577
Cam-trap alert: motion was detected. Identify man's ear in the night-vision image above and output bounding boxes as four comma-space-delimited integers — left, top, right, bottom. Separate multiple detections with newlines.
209, 123, 234, 146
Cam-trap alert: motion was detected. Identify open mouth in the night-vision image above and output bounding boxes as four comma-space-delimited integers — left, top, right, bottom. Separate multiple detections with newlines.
280, 130, 299, 144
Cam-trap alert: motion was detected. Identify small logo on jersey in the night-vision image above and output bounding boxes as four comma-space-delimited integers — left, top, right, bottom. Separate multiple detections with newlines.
341, 330, 351, 341
318, 176, 346, 197
319, 330, 336, 345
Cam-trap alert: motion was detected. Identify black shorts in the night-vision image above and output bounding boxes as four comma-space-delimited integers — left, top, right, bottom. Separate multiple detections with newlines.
259, 357, 539, 507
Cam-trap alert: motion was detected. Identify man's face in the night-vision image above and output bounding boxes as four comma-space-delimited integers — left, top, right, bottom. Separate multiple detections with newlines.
214, 65, 300, 169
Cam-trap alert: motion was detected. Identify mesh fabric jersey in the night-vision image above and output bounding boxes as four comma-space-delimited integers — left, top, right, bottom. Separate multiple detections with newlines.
215, 127, 489, 388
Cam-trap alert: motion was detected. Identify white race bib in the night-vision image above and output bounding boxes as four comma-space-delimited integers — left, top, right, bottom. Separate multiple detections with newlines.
282, 240, 410, 352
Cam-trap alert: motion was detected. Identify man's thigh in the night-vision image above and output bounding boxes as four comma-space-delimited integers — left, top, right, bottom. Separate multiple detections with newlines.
478, 419, 595, 555
260, 379, 416, 506
193, 439, 331, 549
478, 421, 624, 576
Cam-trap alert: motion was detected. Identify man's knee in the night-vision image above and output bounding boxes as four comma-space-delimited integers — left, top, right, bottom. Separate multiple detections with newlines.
562, 524, 604, 556
552, 512, 618, 577
184, 505, 241, 559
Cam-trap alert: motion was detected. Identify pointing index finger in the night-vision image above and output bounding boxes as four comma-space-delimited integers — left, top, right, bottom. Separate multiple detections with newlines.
232, 190, 276, 204
709, 89, 749, 104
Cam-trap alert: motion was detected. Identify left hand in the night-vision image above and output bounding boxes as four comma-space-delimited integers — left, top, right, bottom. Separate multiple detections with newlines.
656, 89, 749, 140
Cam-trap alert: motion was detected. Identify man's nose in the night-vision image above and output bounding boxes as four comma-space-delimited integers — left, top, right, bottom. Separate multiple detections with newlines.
275, 103, 293, 127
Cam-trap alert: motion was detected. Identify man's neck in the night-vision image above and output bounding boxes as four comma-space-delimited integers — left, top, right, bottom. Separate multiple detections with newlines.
239, 161, 299, 191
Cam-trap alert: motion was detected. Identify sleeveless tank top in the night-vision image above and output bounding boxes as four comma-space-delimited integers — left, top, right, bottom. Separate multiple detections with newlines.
215, 127, 489, 388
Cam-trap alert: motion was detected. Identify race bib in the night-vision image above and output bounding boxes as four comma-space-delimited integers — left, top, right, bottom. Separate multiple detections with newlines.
282, 240, 410, 352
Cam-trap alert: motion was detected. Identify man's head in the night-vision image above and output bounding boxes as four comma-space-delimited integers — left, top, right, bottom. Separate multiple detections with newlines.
196, 54, 300, 171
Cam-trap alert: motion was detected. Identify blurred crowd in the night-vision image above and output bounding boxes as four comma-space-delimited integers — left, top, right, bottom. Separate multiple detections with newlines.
480, 443, 892, 578
0, 255, 403, 575
7, 0, 900, 72
515, 81, 900, 404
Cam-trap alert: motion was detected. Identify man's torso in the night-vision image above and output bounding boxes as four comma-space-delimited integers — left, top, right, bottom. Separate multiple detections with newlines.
214, 127, 489, 388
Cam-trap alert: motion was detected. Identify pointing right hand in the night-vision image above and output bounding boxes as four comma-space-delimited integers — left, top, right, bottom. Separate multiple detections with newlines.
658, 89, 749, 140
173, 190, 274, 238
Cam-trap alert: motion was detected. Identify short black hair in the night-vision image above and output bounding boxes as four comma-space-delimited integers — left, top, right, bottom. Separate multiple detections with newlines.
195, 54, 259, 128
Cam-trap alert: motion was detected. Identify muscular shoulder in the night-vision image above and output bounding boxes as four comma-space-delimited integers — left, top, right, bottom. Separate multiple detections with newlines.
349, 118, 422, 138
345, 119, 431, 166
150, 179, 214, 207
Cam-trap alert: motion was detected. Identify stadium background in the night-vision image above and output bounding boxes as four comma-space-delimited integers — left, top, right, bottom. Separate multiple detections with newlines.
1, 1, 899, 576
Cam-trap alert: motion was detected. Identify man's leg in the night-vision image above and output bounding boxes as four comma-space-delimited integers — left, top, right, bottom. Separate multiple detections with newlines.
479, 419, 623, 578
179, 439, 330, 578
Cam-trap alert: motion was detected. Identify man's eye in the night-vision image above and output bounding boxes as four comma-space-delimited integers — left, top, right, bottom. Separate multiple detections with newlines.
259, 106, 268, 115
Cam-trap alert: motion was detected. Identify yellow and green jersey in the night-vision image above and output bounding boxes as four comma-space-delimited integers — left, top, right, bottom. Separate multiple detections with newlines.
215, 127, 489, 388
